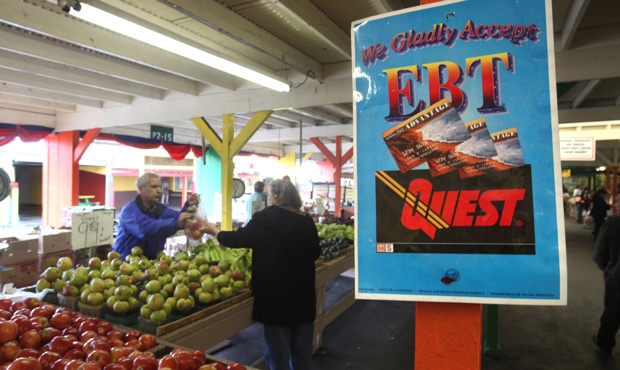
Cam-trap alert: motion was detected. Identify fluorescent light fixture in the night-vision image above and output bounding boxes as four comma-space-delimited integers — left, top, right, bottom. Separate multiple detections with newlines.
73, 4, 291, 92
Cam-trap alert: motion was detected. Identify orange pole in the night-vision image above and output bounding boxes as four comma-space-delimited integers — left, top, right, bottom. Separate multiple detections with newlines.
182, 177, 188, 205
414, 1, 482, 370
605, 167, 610, 192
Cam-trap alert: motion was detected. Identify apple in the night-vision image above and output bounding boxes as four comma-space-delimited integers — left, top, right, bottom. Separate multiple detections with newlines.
0, 320, 19, 343
103, 364, 125, 370
50, 314, 71, 331
114, 287, 132, 302
197, 366, 216, 370
8, 357, 42, 370
61, 286, 79, 298
22, 299, 39, 310
48, 337, 72, 356
19, 330, 41, 349
86, 350, 110, 368
57, 258, 73, 272
41, 268, 61, 282
131, 356, 156, 370
80, 331, 100, 345
77, 362, 101, 370
51, 359, 70, 370
117, 358, 132, 370
10, 303, 27, 314
208, 267, 220, 278
87, 293, 104, 306
89, 258, 102, 270
0, 301, 10, 312
171, 352, 193, 370
157, 356, 177, 370
112, 302, 129, 314
71, 342, 83, 351
36, 279, 53, 293
65, 360, 84, 370
83, 339, 109, 356
108, 348, 124, 364
0, 311, 10, 320
224, 364, 245, 370
111, 260, 123, 271
189, 351, 204, 364
101, 271, 115, 281
136, 335, 155, 351
190, 357, 204, 370
0, 341, 21, 361
62, 350, 85, 361
16, 349, 40, 358
40, 328, 62, 344
107, 252, 121, 261
77, 321, 95, 335
39, 352, 62, 370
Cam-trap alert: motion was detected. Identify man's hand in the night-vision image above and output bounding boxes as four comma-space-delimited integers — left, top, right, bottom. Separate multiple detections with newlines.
178, 212, 193, 228
200, 223, 219, 237
188, 193, 200, 206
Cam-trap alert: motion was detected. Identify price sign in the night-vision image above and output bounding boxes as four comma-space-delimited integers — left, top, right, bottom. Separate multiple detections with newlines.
316, 198, 325, 214
560, 137, 595, 161
71, 210, 115, 249
151, 125, 173, 142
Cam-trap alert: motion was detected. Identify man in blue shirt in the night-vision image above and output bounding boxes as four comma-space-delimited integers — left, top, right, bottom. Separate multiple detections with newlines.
113, 172, 198, 259
246, 181, 268, 221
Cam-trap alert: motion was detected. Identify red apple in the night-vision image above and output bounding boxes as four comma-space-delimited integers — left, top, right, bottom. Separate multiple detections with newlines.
41, 307, 56, 319
61, 336, 77, 344
24, 299, 39, 311
71, 342, 83, 351
49, 315, 71, 331
30, 308, 48, 320
87, 350, 110, 368
53, 309, 70, 316
51, 359, 70, 370
107, 340, 123, 349
197, 366, 216, 370
225, 364, 245, 370
0, 301, 12, 312
209, 364, 224, 370
121, 348, 134, 357
96, 338, 108, 344
83, 340, 109, 356
16, 349, 40, 359
128, 352, 142, 361
108, 348, 124, 364
41, 328, 62, 344
95, 322, 111, 336
13, 310, 31, 318
0, 312, 10, 321
131, 356, 156, 370
126, 340, 142, 352
10, 303, 27, 314
139, 336, 156, 352
8, 316, 30, 337
0, 341, 21, 361
30, 317, 49, 329
64, 360, 84, 370
142, 353, 155, 361
169, 350, 184, 356
41, 344, 51, 353
103, 364, 125, 370
157, 356, 177, 370
38, 352, 62, 370
95, 329, 105, 338
105, 333, 123, 342
8, 357, 42, 370
48, 337, 72, 356
78, 322, 95, 336
77, 362, 101, 370
190, 357, 203, 370
117, 358, 132, 370
171, 353, 193, 370
18, 330, 41, 349
0, 321, 19, 343
62, 329, 79, 339
125, 332, 140, 343
79, 333, 98, 344
189, 352, 204, 364
62, 350, 85, 361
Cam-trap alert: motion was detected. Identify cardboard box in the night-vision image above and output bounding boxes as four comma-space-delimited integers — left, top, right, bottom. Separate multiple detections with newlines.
38, 231, 72, 255
38, 250, 74, 274
0, 237, 39, 288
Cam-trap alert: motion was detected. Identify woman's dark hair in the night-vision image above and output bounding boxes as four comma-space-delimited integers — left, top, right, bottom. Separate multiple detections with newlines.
594, 188, 608, 197
270, 179, 301, 210
254, 181, 265, 192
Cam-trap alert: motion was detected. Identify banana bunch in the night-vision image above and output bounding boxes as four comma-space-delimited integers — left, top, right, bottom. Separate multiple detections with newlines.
204, 245, 224, 263
220, 247, 238, 262
232, 251, 252, 279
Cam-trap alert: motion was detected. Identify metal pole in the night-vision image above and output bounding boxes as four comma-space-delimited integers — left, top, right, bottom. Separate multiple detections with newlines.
483, 304, 502, 357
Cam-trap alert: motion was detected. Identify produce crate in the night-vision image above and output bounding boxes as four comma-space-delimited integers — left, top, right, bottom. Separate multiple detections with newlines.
57, 293, 80, 311
42, 290, 59, 305
78, 302, 105, 318
105, 307, 139, 326
232, 288, 250, 296
171, 306, 196, 321
138, 315, 174, 335
196, 298, 221, 308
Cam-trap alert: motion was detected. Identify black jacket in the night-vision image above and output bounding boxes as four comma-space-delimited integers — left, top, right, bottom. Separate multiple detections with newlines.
591, 195, 610, 220
217, 206, 320, 326
594, 216, 620, 285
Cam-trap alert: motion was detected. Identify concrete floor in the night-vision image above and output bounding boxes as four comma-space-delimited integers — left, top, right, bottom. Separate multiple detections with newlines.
211, 216, 620, 369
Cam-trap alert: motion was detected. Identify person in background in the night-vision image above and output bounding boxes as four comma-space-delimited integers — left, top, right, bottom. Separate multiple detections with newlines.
591, 188, 611, 240
615, 185, 620, 215
113, 172, 198, 260
593, 215, 620, 356
246, 181, 268, 222
573, 186, 582, 197
201, 179, 320, 370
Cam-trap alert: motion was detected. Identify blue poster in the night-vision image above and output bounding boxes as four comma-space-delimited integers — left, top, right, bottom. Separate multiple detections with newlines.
353, 0, 566, 305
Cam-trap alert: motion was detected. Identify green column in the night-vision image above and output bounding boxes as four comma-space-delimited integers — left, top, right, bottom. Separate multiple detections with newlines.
483, 304, 502, 357
195, 149, 221, 219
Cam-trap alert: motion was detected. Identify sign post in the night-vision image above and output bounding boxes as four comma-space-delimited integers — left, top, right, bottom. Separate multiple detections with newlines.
352, 0, 566, 368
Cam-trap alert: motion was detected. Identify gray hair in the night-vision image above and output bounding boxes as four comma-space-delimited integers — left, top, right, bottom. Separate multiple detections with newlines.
136, 172, 160, 192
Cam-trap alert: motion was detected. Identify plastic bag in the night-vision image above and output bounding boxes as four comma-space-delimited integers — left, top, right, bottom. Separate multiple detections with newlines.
185, 197, 209, 240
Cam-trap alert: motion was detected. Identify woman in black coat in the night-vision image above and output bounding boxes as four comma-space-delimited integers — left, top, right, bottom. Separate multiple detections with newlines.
591, 188, 610, 240
202, 179, 320, 370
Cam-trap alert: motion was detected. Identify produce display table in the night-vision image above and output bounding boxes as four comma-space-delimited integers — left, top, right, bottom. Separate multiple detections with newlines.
159, 253, 356, 352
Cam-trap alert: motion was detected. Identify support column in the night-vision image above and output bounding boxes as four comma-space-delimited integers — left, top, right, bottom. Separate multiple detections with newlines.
613, 167, 618, 214
195, 149, 222, 220
182, 176, 188, 205
309, 136, 353, 217
605, 167, 610, 191
413, 1, 483, 369
192, 111, 272, 230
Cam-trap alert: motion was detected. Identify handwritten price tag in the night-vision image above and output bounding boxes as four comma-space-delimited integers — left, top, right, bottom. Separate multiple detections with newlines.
71, 210, 115, 249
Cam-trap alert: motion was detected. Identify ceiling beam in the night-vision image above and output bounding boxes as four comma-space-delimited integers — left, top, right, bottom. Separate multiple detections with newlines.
268, 0, 351, 59
0, 24, 199, 95
0, 92, 75, 112
0, 67, 132, 104
0, 107, 55, 127
55, 78, 352, 131
559, 106, 620, 124
555, 43, 620, 83
0, 102, 55, 116
159, 0, 323, 79
559, 121, 620, 141
327, 104, 353, 117
283, 142, 353, 154
289, 107, 348, 124
248, 124, 352, 143
89, 0, 289, 88
378, 0, 405, 13
560, 0, 591, 51
271, 110, 319, 126
571, 79, 600, 109
0, 1, 236, 90
0, 81, 103, 108
0, 49, 165, 100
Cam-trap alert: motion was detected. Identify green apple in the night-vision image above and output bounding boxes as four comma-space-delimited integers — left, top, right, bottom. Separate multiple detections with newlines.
41, 267, 61, 282
103, 289, 111, 301
166, 297, 177, 308
88, 257, 102, 270
245, 277, 252, 289
111, 259, 123, 270
115, 286, 133, 301
128, 297, 140, 310
163, 283, 175, 297
133, 271, 145, 281
198, 292, 213, 303
88, 270, 102, 280
220, 286, 233, 298
201, 278, 214, 293
90, 278, 105, 293
131, 246, 143, 257
147, 293, 164, 310
62, 270, 74, 281
214, 275, 229, 288
79, 283, 91, 294
218, 259, 232, 273
119, 263, 134, 276
101, 269, 116, 280
57, 257, 73, 271
102, 260, 111, 269
187, 269, 200, 282
150, 309, 167, 322
194, 288, 203, 298
52, 279, 66, 292
160, 290, 168, 300
224, 270, 233, 279
140, 305, 153, 319
211, 288, 220, 300
172, 275, 186, 286
104, 278, 115, 289
194, 255, 207, 267
189, 263, 198, 270
139, 290, 148, 303
116, 275, 130, 287
113, 300, 129, 313
157, 276, 167, 287
80, 289, 92, 303
106, 295, 118, 309
164, 274, 172, 284
198, 265, 210, 276
176, 298, 192, 311
177, 260, 190, 271
64, 285, 79, 297
144, 268, 158, 281
163, 303, 172, 316
130, 284, 138, 295
173, 283, 190, 299
74, 267, 89, 277
156, 263, 170, 276
36, 279, 51, 292
108, 251, 121, 261
146, 280, 161, 294
69, 273, 87, 287
160, 255, 172, 265
87, 292, 104, 305
139, 259, 151, 271
175, 252, 188, 261
233, 280, 246, 289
